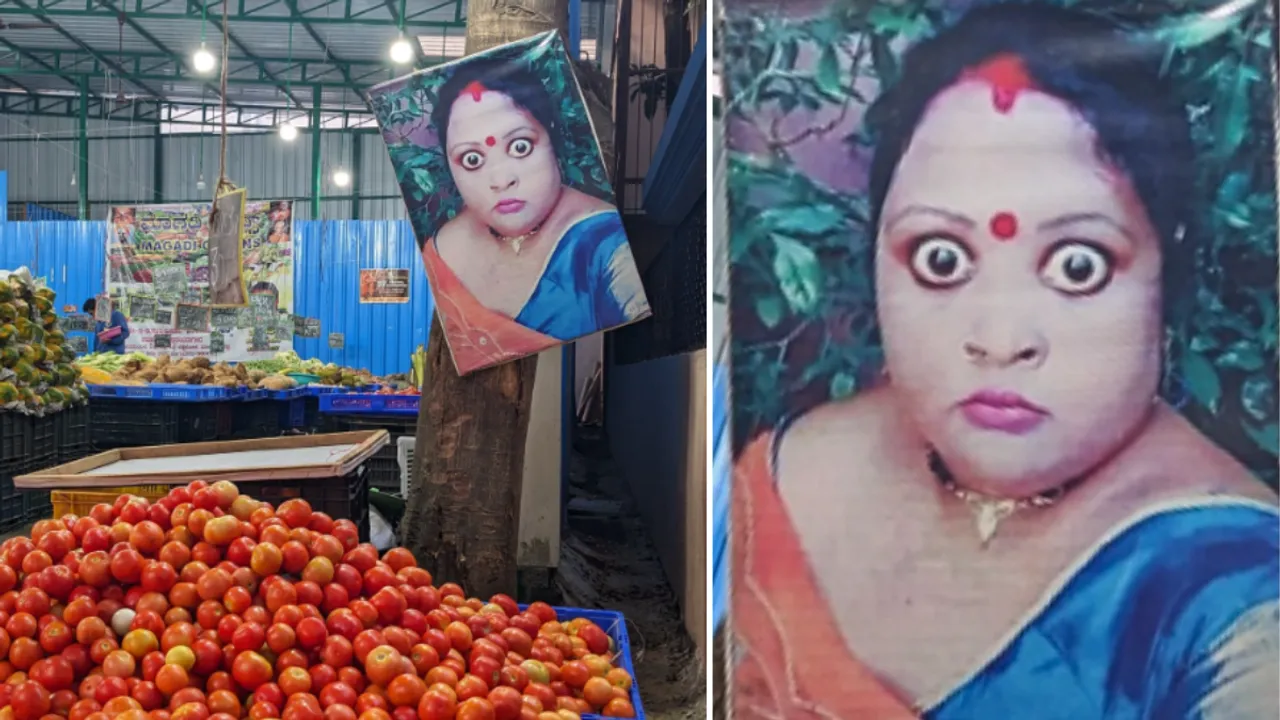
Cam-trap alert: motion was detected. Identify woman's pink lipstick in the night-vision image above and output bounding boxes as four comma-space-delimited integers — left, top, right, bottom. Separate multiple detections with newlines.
958, 389, 1047, 435
494, 199, 525, 215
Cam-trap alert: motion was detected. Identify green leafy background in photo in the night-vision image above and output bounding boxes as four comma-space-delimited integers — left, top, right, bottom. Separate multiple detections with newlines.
369, 32, 614, 248
723, 0, 1279, 486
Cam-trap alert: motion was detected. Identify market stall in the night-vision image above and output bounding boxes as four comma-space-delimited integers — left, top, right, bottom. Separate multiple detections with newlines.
5, 435, 643, 719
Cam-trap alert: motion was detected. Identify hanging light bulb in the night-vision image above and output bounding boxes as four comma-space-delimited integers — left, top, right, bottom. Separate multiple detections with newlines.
389, 36, 414, 64
196, 173, 207, 191
70, 172, 76, 187
279, 121, 298, 142
332, 169, 351, 188
193, 43, 216, 74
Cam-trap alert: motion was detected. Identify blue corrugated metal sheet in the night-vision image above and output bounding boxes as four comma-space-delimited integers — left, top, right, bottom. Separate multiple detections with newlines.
712, 362, 729, 631
0, 219, 432, 375
25, 204, 77, 222
293, 220, 434, 377
0, 221, 107, 351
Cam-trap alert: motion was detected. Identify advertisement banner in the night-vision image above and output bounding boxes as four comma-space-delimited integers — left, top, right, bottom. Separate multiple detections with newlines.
721, 1, 1279, 718
359, 269, 411, 304
107, 199, 295, 360
369, 31, 651, 375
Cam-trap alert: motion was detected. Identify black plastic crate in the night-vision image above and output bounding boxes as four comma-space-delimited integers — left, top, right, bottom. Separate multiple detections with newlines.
325, 415, 413, 493
365, 448, 401, 493
0, 484, 24, 532
90, 399, 180, 450
329, 413, 417, 438
232, 400, 282, 439
178, 402, 234, 443
247, 466, 370, 541
29, 414, 56, 472
22, 484, 51, 523
56, 406, 92, 463
0, 413, 31, 474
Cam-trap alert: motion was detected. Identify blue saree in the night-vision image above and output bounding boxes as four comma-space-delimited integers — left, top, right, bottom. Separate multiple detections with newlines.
515, 210, 649, 341
733, 431, 1280, 719
924, 500, 1279, 719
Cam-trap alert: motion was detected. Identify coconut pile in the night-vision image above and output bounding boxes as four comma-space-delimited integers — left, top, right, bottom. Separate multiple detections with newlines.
108, 355, 299, 391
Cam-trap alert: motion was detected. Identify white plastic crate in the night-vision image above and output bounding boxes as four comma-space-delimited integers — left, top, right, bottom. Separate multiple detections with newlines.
396, 436, 416, 498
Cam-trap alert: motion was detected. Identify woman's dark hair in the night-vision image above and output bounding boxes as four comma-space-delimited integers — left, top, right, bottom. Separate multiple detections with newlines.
249, 282, 278, 295
865, 2, 1196, 317
82, 298, 96, 314
431, 54, 565, 162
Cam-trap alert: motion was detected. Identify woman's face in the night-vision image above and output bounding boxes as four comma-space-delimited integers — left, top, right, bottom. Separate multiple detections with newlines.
875, 79, 1164, 497
445, 88, 562, 237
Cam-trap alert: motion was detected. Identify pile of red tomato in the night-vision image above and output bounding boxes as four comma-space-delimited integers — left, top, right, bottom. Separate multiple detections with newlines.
0, 480, 638, 720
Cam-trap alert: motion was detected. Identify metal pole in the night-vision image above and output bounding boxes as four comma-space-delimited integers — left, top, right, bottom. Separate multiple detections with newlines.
77, 78, 88, 220
152, 122, 163, 203
310, 85, 322, 219
568, 0, 581, 59
350, 131, 363, 220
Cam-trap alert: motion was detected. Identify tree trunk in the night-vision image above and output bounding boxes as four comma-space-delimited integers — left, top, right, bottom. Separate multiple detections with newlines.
399, 0, 569, 599
464, 0, 571, 55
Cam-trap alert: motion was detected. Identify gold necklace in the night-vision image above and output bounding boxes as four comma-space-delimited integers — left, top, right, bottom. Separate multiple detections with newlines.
488, 223, 542, 255
927, 450, 1078, 546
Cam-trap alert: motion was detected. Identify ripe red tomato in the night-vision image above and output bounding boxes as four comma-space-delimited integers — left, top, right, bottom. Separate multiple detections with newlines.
277, 666, 312, 697
232, 621, 266, 653
487, 686, 523, 720
456, 697, 497, 720
364, 645, 403, 688
276, 499, 314, 529
12, 679, 52, 720
231, 650, 273, 691
320, 634, 354, 668
417, 688, 458, 720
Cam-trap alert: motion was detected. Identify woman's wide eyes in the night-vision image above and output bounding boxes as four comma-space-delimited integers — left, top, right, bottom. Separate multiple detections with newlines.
1041, 242, 1113, 295
508, 138, 533, 157
459, 151, 484, 170
908, 236, 974, 288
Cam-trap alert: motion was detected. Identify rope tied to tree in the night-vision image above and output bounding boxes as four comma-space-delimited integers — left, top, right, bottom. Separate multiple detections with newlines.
214, 0, 237, 203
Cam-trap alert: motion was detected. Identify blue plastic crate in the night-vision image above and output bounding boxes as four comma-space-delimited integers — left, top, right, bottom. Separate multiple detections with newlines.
88, 384, 241, 402
278, 396, 309, 429
318, 393, 420, 416
519, 605, 646, 720
267, 387, 311, 401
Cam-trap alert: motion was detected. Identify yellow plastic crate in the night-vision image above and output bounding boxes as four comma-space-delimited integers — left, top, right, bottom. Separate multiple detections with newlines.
51, 486, 172, 518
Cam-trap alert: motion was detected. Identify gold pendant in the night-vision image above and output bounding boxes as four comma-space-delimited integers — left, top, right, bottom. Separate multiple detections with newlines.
963, 496, 1018, 546
510, 237, 523, 255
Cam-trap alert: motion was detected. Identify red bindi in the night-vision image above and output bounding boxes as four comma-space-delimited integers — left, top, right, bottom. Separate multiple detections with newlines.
463, 80, 486, 102
485, 136, 496, 146
989, 212, 1019, 240
962, 54, 1036, 114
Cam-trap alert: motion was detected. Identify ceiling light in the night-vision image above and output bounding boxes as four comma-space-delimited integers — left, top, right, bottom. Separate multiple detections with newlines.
278, 122, 298, 142
192, 44, 216, 74
332, 169, 351, 188
196, 173, 206, 191
389, 37, 414, 64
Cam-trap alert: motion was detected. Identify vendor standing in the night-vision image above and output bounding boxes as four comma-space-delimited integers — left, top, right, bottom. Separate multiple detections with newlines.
83, 297, 130, 354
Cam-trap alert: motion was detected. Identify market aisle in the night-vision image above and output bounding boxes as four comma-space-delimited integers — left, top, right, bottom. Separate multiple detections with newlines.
556, 426, 707, 720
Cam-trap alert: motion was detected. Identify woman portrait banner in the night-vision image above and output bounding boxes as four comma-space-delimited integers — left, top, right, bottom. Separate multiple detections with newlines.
720, 0, 1280, 717
369, 32, 652, 376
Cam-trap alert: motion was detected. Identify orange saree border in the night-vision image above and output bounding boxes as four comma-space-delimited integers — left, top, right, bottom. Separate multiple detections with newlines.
732, 433, 917, 719
420, 240, 560, 375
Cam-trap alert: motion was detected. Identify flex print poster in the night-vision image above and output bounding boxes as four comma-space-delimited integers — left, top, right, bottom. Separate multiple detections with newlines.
369, 31, 651, 375
721, 1, 1280, 717
107, 199, 295, 360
